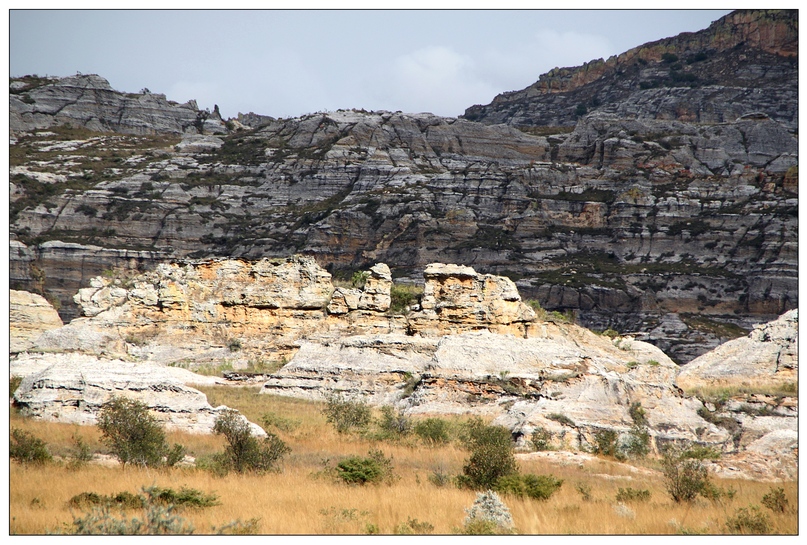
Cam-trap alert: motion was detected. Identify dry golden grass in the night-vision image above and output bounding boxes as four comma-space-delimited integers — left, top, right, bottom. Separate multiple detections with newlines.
9, 388, 799, 535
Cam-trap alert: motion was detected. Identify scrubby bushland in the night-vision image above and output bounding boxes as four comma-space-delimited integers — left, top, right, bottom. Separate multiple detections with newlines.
10, 428, 52, 465
212, 409, 290, 474
97, 397, 185, 468
494, 473, 564, 501
322, 393, 372, 434
456, 418, 518, 490
69, 486, 196, 535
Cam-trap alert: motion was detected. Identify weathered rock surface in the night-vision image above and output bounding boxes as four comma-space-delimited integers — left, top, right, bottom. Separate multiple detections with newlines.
463, 10, 797, 130
676, 309, 798, 390
8, 10, 798, 364
10, 352, 264, 437
9, 74, 227, 136
9, 290, 63, 353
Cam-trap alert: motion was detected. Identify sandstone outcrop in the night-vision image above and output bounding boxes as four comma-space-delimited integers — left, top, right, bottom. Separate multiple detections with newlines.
676, 309, 798, 391
9, 290, 63, 353
9, 74, 227, 136
10, 352, 264, 437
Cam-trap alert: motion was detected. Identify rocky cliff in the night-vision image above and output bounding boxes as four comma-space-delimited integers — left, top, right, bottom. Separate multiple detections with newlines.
463, 10, 797, 130
10, 257, 797, 480
9, 9, 797, 363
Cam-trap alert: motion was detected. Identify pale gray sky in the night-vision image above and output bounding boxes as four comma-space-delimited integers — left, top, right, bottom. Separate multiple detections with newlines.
9, 9, 733, 120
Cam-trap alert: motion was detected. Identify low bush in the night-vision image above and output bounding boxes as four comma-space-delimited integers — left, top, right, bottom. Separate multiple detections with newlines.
547, 413, 575, 427
334, 449, 396, 485
531, 427, 553, 451
592, 429, 620, 458
725, 506, 771, 534
212, 409, 290, 474
395, 517, 434, 535
69, 486, 195, 535
322, 393, 371, 434
376, 405, 412, 439
414, 417, 450, 445
615, 487, 651, 503
10, 428, 52, 465
494, 473, 563, 501
761, 487, 788, 513
461, 490, 515, 535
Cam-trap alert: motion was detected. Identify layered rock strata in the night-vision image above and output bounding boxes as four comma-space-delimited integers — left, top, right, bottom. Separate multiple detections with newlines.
10, 352, 264, 437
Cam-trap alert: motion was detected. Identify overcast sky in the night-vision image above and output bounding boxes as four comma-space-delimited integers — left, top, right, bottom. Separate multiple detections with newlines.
9, 9, 734, 120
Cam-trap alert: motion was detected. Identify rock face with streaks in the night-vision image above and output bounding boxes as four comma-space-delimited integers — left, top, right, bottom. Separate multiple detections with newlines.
676, 309, 798, 391
9, 74, 227, 136
9, 10, 797, 364
10, 352, 264, 437
9, 290, 63, 353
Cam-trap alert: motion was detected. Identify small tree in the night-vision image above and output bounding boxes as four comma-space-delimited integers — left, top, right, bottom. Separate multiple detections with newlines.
458, 419, 517, 490
660, 448, 711, 503
97, 397, 183, 468
322, 392, 371, 434
212, 409, 289, 474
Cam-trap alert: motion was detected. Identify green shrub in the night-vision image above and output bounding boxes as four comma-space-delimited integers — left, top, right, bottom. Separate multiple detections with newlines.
414, 417, 450, 445
335, 449, 395, 485
67, 434, 94, 470
212, 409, 289, 474
592, 429, 620, 457
150, 487, 220, 509
547, 413, 575, 427
97, 397, 184, 468
615, 487, 651, 503
725, 506, 771, 534
10, 428, 52, 465
10, 375, 22, 399
389, 283, 423, 314
395, 517, 434, 534
376, 405, 411, 439
322, 393, 372, 434
761, 487, 788, 513
531, 427, 553, 451
495, 473, 563, 501
628, 402, 647, 427
625, 425, 651, 458
260, 411, 300, 433
69, 486, 195, 535
660, 448, 711, 503
457, 419, 517, 490
682, 444, 721, 460
576, 482, 592, 501
428, 466, 452, 488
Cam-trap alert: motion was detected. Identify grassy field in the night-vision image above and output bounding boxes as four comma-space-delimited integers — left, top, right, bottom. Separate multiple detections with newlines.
8, 386, 799, 535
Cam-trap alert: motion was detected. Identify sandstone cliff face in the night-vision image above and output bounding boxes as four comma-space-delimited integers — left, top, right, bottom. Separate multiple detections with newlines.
9, 290, 63, 352
463, 10, 797, 130
8, 10, 797, 363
